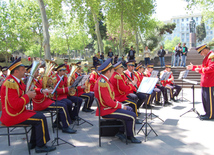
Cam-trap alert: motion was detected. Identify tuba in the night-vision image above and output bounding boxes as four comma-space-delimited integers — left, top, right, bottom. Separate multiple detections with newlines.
42, 59, 56, 89
25, 59, 41, 92
67, 64, 78, 96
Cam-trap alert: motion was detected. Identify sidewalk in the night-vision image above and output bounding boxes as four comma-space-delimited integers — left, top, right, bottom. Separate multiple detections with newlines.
0, 88, 214, 155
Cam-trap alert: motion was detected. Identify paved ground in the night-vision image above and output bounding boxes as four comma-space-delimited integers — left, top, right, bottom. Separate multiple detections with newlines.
1, 88, 214, 155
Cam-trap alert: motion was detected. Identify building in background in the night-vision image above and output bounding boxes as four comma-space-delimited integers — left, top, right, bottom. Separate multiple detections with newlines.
164, 13, 214, 47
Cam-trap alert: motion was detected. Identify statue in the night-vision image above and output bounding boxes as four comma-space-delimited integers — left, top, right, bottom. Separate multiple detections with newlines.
189, 17, 196, 33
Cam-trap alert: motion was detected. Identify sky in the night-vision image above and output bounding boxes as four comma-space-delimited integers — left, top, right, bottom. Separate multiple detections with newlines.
154, 0, 201, 21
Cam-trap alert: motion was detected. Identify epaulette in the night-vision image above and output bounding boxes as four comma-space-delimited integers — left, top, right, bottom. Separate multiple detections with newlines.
114, 74, 122, 80
98, 78, 108, 87
208, 53, 214, 61
92, 71, 97, 75
3, 78, 19, 89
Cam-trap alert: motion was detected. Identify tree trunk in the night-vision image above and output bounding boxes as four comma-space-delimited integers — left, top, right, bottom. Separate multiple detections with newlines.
119, 0, 124, 57
40, 41, 42, 58
37, 0, 51, 60
91, 8, 104, 53
135, 31, 139, 56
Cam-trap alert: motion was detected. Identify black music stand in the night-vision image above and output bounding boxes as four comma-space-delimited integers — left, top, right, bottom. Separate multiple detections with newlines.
180, 79, 201, 119
178, 70, 191, 102
51, 75, 75, 147
137, 77, 159, 141
70, 75, 93, 129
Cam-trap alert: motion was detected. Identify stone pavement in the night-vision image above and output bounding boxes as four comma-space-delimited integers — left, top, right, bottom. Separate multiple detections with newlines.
1, 88, 214, 155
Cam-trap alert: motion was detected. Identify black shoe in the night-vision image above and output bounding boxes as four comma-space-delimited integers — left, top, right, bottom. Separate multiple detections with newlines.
200, 114, 206, 117
155, 101, 162, 106
164, 101, 172, 106
135, 119, 142, 124
200, 115, 214, 120
35, 145, 56, 153
128, 137, 141, 143
28, 142, 36, 150
171, 98, 177, 102
115, 132, 128, 143
62, 127, 77, 134
82, 108, 93, 112
52, 121, 62, 130
87, 108, 94, 112
142, 104, 151, 109
74, 116, 81, 121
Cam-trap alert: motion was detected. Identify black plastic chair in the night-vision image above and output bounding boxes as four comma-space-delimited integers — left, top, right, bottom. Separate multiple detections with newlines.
94, 98, 128, 147
0, 123, 32, 155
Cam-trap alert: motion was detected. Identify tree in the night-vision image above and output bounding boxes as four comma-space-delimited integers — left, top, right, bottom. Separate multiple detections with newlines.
196, 18, 206, 42
164, 37, 181, 52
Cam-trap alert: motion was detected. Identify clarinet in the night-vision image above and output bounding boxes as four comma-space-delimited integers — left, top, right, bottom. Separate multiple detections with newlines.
122, 72, 138, 89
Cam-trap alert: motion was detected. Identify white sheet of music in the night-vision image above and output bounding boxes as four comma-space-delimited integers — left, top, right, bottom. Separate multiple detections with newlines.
150, 70, 159, 78
78, 75, 90, 86
160, 71, 171, 81
137, 77, 158, 94
178, 70, 189, 79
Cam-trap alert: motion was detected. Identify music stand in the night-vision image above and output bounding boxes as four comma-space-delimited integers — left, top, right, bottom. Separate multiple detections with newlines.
51, 75, 75, 147
70, 75, 93, 129
180, 79, 201, 119
178, 70, 191, 102
137, 77, 159, 141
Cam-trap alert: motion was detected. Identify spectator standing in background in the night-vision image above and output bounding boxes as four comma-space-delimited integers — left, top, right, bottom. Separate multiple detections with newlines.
144, 46, 151, 66
157, 45, 166, 68
121, 55, 127, 67
108, 49, 114, 63
180, 43, 188, 67
93, 54, 99, 67
100, 52, 105, 62
97, 51, 103, 64
128, 46, 136, 61
174, 43, 182, 67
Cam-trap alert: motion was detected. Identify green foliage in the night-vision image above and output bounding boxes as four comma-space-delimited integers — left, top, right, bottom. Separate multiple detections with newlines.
196, 19, 206, 42
164, 37, 181, 52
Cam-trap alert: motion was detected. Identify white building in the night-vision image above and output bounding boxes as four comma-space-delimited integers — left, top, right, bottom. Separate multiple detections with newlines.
164, 13, 214, 47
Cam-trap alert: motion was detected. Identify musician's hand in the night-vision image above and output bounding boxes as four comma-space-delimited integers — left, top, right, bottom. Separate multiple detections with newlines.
195, 68, 199, 73
26, 90, 36, 99
69, 87, 75, 92
42, 89, 53, 94
186, 63, 193, 70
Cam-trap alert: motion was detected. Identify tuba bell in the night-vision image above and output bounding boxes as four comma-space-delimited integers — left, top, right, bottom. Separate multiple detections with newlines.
42, 59, 56, 89
25, 59, 41, 92
67, 63, 78, 96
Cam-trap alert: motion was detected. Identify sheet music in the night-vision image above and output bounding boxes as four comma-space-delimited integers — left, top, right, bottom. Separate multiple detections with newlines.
160, 71, 171, 81
183, 79, 198, 85
150, 70, 159, 78
78, 75, 90, 86
178, 70, 189, 79
137, 77, 158, 94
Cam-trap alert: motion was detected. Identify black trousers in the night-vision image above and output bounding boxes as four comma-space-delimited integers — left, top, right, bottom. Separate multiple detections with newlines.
44, 101, 72, 128
202, 87, 214, 119
127, 92, 146, 109
165, 84, 182, 99
60, 98, 77, 120
20, 112, 50, 147
122, 99, 138, 116
67, 95, 83, 117
80, 92, 94, 109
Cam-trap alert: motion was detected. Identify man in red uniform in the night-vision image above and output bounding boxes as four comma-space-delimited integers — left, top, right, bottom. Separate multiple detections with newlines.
0, 57, 56, 153
134, 63, 144, 88
74, 64, 94, 112
124, 60, 146, 110
89, 65, 101, 92
187, 44, 214, 120
64, 59, 70, 74
27, 65, 77, 134
160, 64, 181, 103
110, 61, 141, 124
94, 58, 141, 143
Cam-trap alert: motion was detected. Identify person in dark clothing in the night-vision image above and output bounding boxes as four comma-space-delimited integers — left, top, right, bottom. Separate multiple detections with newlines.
174, 43, 182, 67
128, 46, 136, 61
180, 43, 188, 67
158, 46, 166, 68
121, 55, 127, 67
100, 52, 104, 61
108, 49, 114, 63
93, 54, 100, 67
114, 55, 118, 64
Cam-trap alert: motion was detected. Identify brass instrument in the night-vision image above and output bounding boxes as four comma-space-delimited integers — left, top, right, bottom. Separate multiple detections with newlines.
122, 71, 138, 89
84, 76, 90, 93
68, 64, 78, 96
26, 59, 41, 92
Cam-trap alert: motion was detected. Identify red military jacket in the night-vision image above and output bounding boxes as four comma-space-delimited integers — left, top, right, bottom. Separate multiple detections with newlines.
123, 70, 137, 93
94, 75, 122, 116
192, 51, 214, 87
0, 75, 36, 126
134, 71, 144, 87
160, 70, 173, 86
74, 72, 85, 96
109, 72, 133, 102
65, 64, 70, 74
144, 69, 151, 77
32, 78, 54, 111
53, 74, 69, 100
89, 71, 100, 92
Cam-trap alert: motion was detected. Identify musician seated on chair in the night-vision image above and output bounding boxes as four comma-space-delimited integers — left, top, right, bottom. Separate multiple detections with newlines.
0, 57, 56, 153
134, 63, 145, 88
88, 65, 101, 92
144, 64, 162, 107
123, 60, 146, 111
160, 65, 182, 102
28, 64, 77, 134
110, 61, 142, 124
73, 62, 95, 113
94, 58, 141, 143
